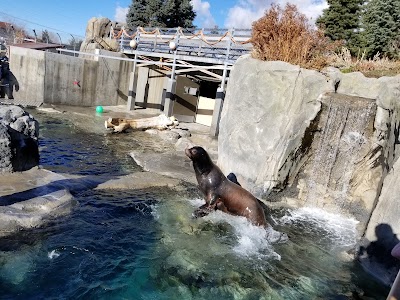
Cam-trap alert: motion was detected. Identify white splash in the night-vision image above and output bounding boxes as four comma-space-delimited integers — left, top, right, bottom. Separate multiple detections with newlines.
188, 198, 287, 259
150, 204, 160, 220
188, 198, 205, 207
48, 250, 60, 260
279, 207, 359, 249
203, 210, 285, 260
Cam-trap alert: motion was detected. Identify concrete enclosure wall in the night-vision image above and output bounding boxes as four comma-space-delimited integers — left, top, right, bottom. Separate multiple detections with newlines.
9, 46, 133, 107
7, 46, 215, 127
8, 46, 45, 107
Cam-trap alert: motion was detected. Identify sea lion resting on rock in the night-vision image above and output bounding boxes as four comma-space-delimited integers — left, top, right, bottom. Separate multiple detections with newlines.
185, 146, 268, 227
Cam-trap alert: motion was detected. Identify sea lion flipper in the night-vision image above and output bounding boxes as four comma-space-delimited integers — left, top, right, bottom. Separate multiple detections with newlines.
192, 203, 215, 218
209, 194, 219, 206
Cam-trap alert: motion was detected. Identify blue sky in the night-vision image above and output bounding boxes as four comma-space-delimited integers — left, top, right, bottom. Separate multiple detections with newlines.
0, 0, 327, 43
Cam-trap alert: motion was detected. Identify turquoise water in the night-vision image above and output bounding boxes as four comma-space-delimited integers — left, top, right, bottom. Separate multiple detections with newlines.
0, 110, 389, 299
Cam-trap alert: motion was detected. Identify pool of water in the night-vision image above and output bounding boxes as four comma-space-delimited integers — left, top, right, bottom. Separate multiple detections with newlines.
0, 110, 389, 299
36, 110, 173, 176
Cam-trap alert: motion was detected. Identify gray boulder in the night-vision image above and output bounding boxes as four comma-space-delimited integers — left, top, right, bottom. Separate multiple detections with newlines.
0, 104, 39, 172
218, 56, 334, 196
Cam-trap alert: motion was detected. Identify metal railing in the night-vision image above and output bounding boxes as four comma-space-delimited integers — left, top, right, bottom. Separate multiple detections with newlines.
112, 27, 253, 64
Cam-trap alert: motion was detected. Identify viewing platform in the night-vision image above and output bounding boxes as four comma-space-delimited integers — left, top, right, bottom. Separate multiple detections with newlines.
113, 27, 253, 66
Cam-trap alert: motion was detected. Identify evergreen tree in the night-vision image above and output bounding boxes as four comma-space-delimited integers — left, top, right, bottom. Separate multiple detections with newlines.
362, 0, 400, 58
126, 0, 149, 28
41, 30, 53, 43
147, 0, 164, 27
161, 0, 196, 28
180, 0, 196, 28
126, 0, 196, 29
316, 0, 364, 54
68, 37, 83, 49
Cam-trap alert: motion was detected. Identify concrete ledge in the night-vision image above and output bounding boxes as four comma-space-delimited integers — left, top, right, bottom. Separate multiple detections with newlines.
0, 168, 75, 237
95, 172, 184, 190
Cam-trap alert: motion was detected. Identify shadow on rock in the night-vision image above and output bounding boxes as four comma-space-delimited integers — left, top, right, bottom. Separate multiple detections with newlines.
0, 175, 114, 206
357, 223, 400, 286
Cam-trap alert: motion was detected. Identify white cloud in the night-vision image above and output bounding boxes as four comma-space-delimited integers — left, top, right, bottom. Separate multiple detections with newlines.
224, 0, 328, 29
224, 5, 264, 29
114, 5, 129, 23
191, 0, 216, 28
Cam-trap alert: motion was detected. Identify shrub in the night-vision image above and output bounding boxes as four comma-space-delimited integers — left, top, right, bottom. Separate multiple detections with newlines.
328, 47, 400, 77
251, 4, 340, 69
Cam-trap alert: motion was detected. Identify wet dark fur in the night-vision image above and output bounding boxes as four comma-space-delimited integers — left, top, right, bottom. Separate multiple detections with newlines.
185, 146, 268, 227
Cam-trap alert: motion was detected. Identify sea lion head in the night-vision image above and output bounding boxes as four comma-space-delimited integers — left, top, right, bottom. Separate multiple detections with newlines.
185, 146, 209, 161
185, 146, 214, 173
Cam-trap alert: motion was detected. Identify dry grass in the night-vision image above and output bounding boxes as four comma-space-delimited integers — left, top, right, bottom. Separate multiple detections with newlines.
328, 47, 400, 77
251, 4, 341, 70
250, 3, 400, 76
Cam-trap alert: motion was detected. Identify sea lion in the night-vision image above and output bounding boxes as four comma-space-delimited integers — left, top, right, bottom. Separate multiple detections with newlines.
185, 146, 268, 227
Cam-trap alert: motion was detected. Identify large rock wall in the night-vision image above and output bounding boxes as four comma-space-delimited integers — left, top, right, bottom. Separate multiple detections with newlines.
218, 55, 400, 240
218, 57, 334, 196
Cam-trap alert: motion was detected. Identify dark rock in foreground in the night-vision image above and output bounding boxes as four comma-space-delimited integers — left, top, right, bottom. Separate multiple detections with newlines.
0, 104, 39, 172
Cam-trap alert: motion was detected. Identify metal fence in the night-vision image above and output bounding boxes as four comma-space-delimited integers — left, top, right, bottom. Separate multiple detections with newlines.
112, 27, 253, 64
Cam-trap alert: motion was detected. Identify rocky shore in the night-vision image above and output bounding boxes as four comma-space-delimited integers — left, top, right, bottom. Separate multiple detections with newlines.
0, 103, 217, 237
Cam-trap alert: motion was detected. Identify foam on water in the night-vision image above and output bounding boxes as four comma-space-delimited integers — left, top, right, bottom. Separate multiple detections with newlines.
150, 204, 160, 220
47, 250, 60, 260
279, 206, 359, 250
189, 198, 284, 261
189, 198, 205, 207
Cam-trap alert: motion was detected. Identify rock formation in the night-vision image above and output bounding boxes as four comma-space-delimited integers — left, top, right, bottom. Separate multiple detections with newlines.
218, 59, 332, 197
219, 55, 400, 227
80, 17, 121, 54
218, 55, 400, 284
0, 104, 39, 172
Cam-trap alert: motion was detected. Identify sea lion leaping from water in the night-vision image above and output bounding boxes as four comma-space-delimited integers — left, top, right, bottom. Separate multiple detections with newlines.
185, 146, 268, 227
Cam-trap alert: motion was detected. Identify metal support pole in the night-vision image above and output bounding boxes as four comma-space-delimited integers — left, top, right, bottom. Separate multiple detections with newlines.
198, 28, 204, 56
127, 28, 141, 111
163, 28, 180, 117
163, 78, 176, 116
56, 33, 62, 45
154, 28, 158, 51
127, 53, 138, 110
33, 29, 37, 43
210, 87, 225, 136
210, 28, 233, 136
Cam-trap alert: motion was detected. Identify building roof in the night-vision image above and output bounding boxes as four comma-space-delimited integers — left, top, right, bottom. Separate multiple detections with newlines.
0, 22, 12, 29
11, 42, 64, 50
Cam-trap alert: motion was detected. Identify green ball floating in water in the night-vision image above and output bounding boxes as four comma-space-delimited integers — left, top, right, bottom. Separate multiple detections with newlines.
96, 106, 104, 113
